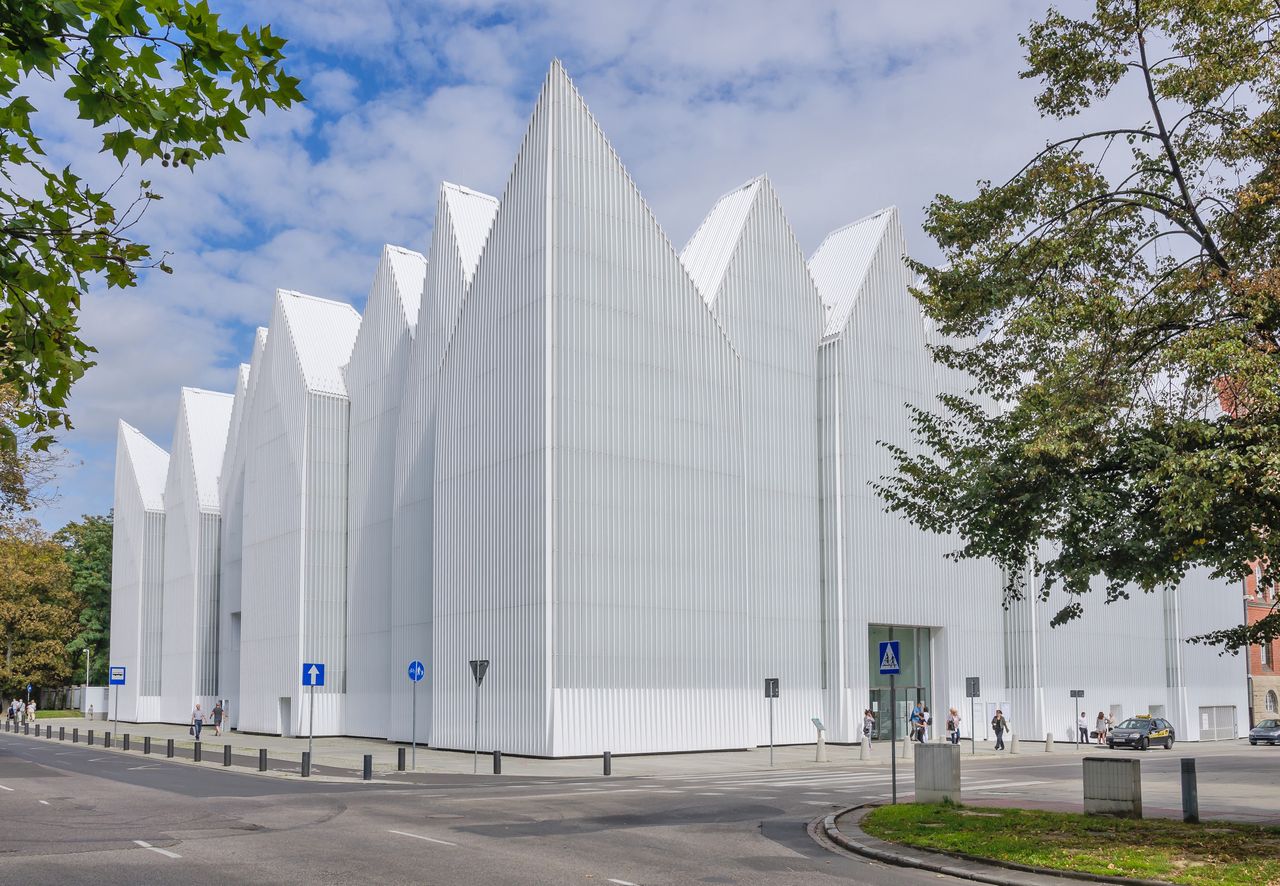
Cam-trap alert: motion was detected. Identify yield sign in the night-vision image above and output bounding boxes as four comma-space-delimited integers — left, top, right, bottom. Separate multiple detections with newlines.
469, 659, 489, 686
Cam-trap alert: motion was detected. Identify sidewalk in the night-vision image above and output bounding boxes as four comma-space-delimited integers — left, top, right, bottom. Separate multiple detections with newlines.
16, 718, 1097, 778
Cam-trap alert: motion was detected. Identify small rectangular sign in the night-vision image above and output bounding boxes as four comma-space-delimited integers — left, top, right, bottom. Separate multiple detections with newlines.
764, 677, 780, 698
878, 641, 901, 675
811, 717, 825, 731
965, 676, 980, 698
109, 666, 126, 686
1070, 688, 1085, 698
301, 662, 325, 687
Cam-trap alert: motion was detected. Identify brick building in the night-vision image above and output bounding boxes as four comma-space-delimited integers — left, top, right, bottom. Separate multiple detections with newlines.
1246, 561, 1280, 725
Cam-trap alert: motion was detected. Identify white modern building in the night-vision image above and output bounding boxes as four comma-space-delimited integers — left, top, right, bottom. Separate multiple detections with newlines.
109, 62, 1248, 753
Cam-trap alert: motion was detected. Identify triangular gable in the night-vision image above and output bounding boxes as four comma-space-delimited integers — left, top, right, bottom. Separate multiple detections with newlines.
808, 207, 899, 338
179, 387, 235, 511
681, 177, 762, 304
276, 290, 362, 396
118, 420, 169, 512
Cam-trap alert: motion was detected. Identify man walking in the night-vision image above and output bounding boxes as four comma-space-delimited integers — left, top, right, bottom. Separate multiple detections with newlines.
1077, 711, 1090, 744
212, 700, 223, 737
991, 709, 1008, 750
192, 703, 204, 740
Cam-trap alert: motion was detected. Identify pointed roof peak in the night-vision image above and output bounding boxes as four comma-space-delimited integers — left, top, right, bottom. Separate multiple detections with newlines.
175, 387, 234, 511
680, 177, 767, 302
809, 206, 906, 338
118, 420, 169, 511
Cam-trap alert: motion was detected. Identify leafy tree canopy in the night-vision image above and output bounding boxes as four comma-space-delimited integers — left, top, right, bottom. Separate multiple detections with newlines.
877, 0, 1280, 650
0, 0, 302, 450
54, 511, 110, 684
0, 518, 78, 695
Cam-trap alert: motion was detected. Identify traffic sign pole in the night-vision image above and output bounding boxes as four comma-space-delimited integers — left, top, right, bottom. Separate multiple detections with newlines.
309, 682, 315, 761
412, 677, 417, 770
890, 672, 897, 804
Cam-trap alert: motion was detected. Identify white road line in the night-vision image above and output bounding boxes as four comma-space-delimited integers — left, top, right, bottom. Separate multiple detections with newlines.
695, 792, 724, 796
38, 800, 49, 805
607, 879, 640, 886
963, 780, 1048, 790
0, 785, 13, 791
133, 840, 181, 859
388, 829, 456, 846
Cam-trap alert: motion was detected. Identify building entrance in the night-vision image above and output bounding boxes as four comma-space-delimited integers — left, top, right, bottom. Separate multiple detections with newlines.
868, 625, 932, 742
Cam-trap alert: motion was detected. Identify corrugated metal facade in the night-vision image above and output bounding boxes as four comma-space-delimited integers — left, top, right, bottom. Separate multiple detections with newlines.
110, 60, 1247, 748
239, 291, 360, 736
158, 389, 233, 723
108, 422, 169, 722
346, 246, 426, 739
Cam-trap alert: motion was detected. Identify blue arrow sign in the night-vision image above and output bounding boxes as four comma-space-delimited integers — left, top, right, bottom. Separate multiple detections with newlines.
26, 683, 32, 694
878, 641, 901, 675
301, 662, 325, 687
408, 660, 425, 682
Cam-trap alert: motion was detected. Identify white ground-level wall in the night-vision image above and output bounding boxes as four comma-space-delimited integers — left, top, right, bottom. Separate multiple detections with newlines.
108, 61, 1247, 750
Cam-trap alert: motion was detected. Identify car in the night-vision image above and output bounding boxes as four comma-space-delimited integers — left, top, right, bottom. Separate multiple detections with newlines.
1108, 715, 1175, 750
1249, 718, 1280, 745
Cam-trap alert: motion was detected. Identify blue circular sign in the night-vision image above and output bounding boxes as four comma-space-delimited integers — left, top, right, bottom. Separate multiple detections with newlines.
408, 660, 425, 682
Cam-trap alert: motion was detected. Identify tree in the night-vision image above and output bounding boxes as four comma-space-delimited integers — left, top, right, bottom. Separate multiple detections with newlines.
55, 511, 111, 685
0, 519, 79, 696
0, 1, 302, 449
877, 0, 1280, 650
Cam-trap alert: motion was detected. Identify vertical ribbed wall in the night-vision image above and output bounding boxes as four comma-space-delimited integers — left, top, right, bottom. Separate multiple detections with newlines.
432, 71, 552, 756
109, 422, 169, 722
684, 178, 827, 746
546, 64, 748, 756
217, 361, 255, 729
346, 246, 425, 738
390, 185, 497, 745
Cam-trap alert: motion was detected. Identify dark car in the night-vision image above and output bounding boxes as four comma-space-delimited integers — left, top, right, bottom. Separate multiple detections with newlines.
1250, 718, 1280, 745
1108, 716, 1175, 750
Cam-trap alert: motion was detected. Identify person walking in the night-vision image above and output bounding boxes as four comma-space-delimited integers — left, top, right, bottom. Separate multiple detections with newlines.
191, 703, 204, 740
908, 702, 922, 743
1095, 711, 1107, 745
212, 701, 223, 737
948, 707, 962, 744
1077, 711, 1090, 744
920, 705, 932, 742
863, 709, 875, 749
991, 709, 1008, 750
26, 700, 36, 724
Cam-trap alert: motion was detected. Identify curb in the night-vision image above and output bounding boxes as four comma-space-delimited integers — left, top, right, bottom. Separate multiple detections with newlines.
821, 804, 1173, 886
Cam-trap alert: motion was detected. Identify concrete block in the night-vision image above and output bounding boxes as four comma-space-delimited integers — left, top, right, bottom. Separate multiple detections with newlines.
1083, 756, 1142, 818
914, 742, 961, 804
1045, 733, 1054, 752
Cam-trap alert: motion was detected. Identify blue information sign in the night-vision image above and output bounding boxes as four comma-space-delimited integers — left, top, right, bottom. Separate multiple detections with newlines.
408, 660, 425, 682
108, 667, 126, 686
301, 662, 325, 687
878, 641, 901, 675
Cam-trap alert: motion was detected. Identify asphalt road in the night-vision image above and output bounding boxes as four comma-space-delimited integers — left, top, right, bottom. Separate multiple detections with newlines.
1, 731, 1275, 885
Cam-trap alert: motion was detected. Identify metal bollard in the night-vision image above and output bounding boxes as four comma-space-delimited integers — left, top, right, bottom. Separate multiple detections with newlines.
88, 729, 94, 745
144, 736, 151, 755
397, 747, 406, 771
603, 751, 612, 776
301, 751, 311, 778
493, 749, 502, 775
73, 728, 78, 743
104, 731, 111, 748
259, 749, 268, 772
166, 738, 174, 758
224, 745, 232, 767
193, 742, 201, 763
59, 726, 65, 741
1181, 758, 1199, 823
46, 725, 52, 738
363, 754, 373, 781
23, 723, 28, 735
123, 734, 130, 751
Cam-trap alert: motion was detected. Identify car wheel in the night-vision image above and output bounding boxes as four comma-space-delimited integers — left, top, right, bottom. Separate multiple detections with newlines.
1107, 740, 1114, 749
1250, 739, 1257, 745
1165, 736, 1173, 750
1139, 736, 1149, 751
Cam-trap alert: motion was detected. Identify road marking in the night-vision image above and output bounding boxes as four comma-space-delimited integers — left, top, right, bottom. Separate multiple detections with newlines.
127, 765, 163, 771
388, 829, 456, 846
38, 800, 49, 805
0, 785, 12, 791
133, 840, 181, 859
695, 792, 724, 796
607, 879, 640, 885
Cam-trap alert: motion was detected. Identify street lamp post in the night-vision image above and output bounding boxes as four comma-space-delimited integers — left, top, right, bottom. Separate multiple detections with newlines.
84, 648, 91, 717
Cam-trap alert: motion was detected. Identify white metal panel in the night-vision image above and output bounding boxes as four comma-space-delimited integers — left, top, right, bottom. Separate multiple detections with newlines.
809, 209, 894, 338
108, 421, 168, 722
346, 245, 426, 738
680, 178, 760, 304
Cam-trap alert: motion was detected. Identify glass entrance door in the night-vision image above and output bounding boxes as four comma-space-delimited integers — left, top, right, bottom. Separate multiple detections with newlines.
867, 625, 933, 742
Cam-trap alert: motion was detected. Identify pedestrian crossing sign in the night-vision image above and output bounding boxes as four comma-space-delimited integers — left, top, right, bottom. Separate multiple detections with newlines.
878, 640, 901, 675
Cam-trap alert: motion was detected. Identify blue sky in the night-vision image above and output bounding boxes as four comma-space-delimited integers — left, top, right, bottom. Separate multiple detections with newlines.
35, 0, 1067, 528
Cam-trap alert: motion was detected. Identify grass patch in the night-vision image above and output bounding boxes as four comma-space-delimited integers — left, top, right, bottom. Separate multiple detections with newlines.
861, 803, 1280, 885
34, 710, 82, 719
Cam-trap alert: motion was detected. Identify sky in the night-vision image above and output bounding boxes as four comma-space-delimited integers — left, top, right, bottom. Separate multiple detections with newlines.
34, 0, 1075, 528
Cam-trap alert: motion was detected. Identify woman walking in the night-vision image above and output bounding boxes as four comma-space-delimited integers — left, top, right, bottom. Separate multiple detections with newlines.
991, 709, 1008, 750
863, 709, 875, 749
947, 707, 962, 744
1095, 711, 1107, 746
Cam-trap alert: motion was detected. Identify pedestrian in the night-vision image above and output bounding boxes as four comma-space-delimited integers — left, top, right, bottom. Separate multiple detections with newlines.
991, 709, 1008, 750
1095, 711, 1107, 745
212, 700, 223, 737
191, 703, 204, 740
88, 704, 94, 721
948, 707, 962, 744
1077, 711, 1090, 744
863, 709, 875, 749
27, 700, 36, 723
909, 703, 922, 743
922, 705, 932, 742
